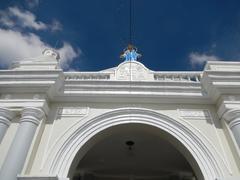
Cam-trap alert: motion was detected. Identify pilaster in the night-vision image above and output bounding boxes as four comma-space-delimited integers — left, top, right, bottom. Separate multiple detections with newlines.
222, 109, 240, 148
0, 107, 45, 180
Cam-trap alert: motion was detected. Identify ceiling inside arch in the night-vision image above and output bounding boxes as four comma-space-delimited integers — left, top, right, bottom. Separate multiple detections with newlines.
74, 124, 196, 180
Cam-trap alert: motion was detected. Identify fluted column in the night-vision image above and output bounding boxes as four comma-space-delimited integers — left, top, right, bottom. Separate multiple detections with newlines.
0, 107, 45, 180
0, 108, 15, 143
223, 109, 240, 148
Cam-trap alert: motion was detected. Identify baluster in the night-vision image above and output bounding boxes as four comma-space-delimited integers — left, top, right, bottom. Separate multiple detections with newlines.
195, 75, 199, 82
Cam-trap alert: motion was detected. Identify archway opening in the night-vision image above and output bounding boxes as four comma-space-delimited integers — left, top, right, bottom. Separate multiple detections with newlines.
69, 123, 203, 180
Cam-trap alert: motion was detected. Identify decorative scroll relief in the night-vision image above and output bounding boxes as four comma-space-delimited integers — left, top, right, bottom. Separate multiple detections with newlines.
57, 107, 89, 117
179, 109, 212, 120
116, 62, 152, 81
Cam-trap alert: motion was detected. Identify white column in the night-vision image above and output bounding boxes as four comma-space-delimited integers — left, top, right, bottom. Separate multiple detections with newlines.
0, 108, 15, 143
0, 107, 45, 180
223, 109, 240, 148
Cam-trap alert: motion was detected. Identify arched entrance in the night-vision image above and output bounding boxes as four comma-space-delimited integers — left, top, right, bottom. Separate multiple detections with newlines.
70, 123, 199, 180
47, 108, 227, 180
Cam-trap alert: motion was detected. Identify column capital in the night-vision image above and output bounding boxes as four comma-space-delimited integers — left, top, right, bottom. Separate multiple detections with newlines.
222, 109, 240, 129
0, 107, 16, 126
20, 107, 45, 125
223, 109, 240, 123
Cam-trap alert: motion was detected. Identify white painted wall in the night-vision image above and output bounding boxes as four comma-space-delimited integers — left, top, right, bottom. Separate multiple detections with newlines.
0, 52, 240, 180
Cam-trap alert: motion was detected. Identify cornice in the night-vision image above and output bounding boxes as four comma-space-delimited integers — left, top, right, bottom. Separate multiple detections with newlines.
0, 69, 63, 84
201, 71, 240, 103
0, 61, 239, 106
57, 81, 209, 104
0, 70, 64, 98
0, 99, 50, 116
204, 61, 240, 71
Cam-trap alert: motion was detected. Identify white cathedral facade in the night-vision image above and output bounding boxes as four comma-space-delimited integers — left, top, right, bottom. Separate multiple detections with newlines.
0, 49, 240, 180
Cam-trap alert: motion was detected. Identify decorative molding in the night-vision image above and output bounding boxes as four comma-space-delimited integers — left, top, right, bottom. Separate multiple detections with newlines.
221, 109, 240, 130
115, 61, 152, 81
178, 108, 233, 173
205, 61, 240, 71
0, 107, 16, 126
4, 94, 12, 99
179, 109, 212, 120
57, 107, 89, 117
17, 176, 60, 180
154, 72, 201, 83
65, 73, 110, 81
33, 94, 41, 99
41, 108, 89, 170
229, 118, 240, 129
46, 108, 227, 180
42, 48, 60, 60
222, 109, 240, 123
20, 107, 45, 125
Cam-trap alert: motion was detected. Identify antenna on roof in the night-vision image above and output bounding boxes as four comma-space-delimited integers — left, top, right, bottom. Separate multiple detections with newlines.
120, 0, 141, 61
129, 0, 133, 45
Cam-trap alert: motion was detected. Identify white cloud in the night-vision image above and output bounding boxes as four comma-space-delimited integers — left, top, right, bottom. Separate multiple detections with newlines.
25, 0, 40, 8
0, 29, 79, 68
58, 42, 80, 69
0, 7, 47, 30
189, 52, 220, 67
0, 13, 14, 27
0, 5, 78, 69
0, 7, 62, 32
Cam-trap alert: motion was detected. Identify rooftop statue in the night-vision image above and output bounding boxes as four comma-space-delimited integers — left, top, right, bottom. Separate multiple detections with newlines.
120, 44, 141, 61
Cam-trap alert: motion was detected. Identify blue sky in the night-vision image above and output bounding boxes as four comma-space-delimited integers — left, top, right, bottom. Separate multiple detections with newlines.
1, 0, 240, 71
